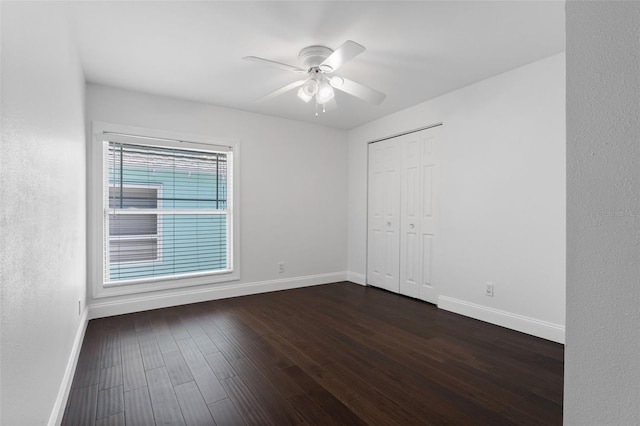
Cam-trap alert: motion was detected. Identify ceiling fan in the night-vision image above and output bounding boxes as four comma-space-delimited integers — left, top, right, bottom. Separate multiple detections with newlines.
243, 40, 386, 115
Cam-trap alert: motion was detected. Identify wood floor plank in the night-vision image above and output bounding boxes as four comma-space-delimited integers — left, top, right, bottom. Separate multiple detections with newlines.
179, 312, 220, 355
204, 351, 237, 381
134, 312, 152, 332
220, 375, 278, 425
211, 329, 246, 362
99, 365, 123, 390
100, 332, 122, 369
64, 282, 564, 426
120, 330, 147, 392
190, 305, 224, 339
72, 326, 102, 389
206, 309, 245, 331
95, 412, 125, 426
145, 367, 185, 426
208, 398, 246, 426
96, 384, 124, 420
71, 364, 101, 390
162, 349, 194, 386
227, 355, 303, 425
287, 393, 343, 426
166, 315, 191, 341
149, 316, 180, 354
61, 383, 98, 426
281, 365, 367, 426
242, 307, 336, 368
215, 314, 312, 399
193, 334, 220, 356
137, 330, 165, 371
229, 313, 296, 369
177, 338, 228, 404
174, 380, 216, 426
123, 387, 155, 426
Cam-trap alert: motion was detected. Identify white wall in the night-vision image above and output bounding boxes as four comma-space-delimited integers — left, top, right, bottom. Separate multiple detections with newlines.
348, 54, 566, 342
85, 84, 348, 314
0, 3, 87, 425
565, 2, 640, 424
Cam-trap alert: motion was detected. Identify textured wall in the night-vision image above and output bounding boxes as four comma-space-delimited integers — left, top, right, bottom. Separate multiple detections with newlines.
565, 2, 640, 424
0, 3, 86, 425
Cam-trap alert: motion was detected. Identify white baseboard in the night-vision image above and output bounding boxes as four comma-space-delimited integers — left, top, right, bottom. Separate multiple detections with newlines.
48, 308, 89, 426
88, 272, 347, 319
438, 296, 565, 344
346, 271, 366, 286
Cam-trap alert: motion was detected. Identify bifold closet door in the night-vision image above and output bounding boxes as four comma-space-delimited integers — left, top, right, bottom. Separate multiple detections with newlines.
399, 128, 439, 303
367, 138, 400, 293
367, 126, 440, 303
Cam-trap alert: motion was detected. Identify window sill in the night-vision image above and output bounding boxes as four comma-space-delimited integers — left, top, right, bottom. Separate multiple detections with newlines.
93, 270, 241, 299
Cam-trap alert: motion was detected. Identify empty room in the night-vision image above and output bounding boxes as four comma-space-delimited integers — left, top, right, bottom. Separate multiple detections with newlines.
1, 1, 638, 425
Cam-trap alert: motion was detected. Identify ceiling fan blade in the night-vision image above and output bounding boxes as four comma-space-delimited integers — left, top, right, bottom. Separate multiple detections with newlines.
319, 40, 365, 73
334, 77, 386, 105
243, 56, 307, 74
257, 80, 305, 102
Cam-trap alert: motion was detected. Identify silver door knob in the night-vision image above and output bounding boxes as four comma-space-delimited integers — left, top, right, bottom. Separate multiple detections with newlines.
409, 223, 415, 229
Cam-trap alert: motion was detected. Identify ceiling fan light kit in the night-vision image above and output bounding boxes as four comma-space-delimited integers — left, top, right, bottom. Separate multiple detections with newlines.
297, 86, 313, 103
316, 79, 335, 104
243, 40, 386, 116
330, 76, 344, 88
300, 79, 319, 99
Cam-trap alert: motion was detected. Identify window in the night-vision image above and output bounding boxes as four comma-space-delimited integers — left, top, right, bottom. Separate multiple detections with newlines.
90, 123, 239, 297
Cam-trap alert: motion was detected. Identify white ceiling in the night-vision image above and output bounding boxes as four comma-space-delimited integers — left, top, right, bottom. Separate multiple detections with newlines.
65, 1, 565, 130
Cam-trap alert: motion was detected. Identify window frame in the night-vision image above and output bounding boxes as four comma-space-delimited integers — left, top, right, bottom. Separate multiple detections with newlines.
89, 122, 240, 299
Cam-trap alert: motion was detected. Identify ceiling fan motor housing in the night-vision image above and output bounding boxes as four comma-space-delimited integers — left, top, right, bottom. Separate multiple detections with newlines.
298, 45, 333, 70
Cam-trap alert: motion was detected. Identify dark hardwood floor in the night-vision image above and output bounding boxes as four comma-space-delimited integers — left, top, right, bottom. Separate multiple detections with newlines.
62, 282, 564, 425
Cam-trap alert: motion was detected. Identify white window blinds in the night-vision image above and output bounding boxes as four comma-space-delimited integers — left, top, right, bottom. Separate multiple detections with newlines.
103, 134, 233, 285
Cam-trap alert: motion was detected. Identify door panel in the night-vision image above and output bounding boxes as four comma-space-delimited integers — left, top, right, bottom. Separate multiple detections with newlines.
422, 165, 433, 216
418, 128, 439, 303
400, 132, 421, 298
367, 139, 400, 293
422, 234, 433, 285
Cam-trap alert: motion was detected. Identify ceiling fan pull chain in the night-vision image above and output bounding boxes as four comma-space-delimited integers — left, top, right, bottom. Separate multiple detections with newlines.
315, 99, 319, 117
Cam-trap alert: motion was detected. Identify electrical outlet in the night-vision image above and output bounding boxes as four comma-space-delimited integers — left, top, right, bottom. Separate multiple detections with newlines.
485, 283, 494, 297
278, 262, 285, 273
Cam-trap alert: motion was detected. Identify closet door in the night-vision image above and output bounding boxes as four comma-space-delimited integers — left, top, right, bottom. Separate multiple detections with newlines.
399, 132, 422, 298
367, 138, 400, 293
400, 127, 440, 303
